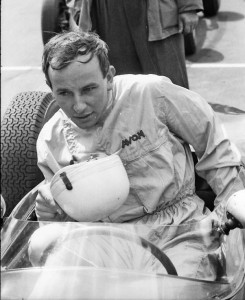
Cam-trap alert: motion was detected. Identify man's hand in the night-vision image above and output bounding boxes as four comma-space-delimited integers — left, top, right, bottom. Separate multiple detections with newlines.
178, 11, 199, 34
198, 211, 221, 247
1, 195, 6, 218
35, 182, 66, 221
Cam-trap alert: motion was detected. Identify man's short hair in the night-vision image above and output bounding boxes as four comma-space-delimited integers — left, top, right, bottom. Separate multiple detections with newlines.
42, 31, 110, 88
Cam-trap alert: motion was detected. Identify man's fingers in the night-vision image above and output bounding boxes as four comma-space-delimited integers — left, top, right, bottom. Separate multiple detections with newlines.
38, 183, 54, 202
35, 182, 65, 221
183, 21, 197, 34
179, 12, 199, 34
184, 24, 192, 34
35, 200, 65, 221
35, 209, 57, 221
37, 183, 63, 213
178, 18, 184, 33
35, 199, 56, 213
36, 193, 58, 213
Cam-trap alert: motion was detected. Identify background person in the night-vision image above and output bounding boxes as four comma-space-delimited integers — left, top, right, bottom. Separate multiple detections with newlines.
68, 0, 203, 88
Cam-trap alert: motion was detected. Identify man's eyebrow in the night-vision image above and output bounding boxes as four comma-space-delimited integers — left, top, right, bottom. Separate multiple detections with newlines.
56, 87, 70, 92
55, 83, 98, 92
82, 82, 98, 88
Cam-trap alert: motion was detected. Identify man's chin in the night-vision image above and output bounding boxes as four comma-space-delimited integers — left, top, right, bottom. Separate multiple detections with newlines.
72, 117, 98, 130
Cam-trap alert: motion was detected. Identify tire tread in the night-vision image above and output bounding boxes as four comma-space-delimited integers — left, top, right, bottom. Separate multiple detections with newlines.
1, 92, 53, 215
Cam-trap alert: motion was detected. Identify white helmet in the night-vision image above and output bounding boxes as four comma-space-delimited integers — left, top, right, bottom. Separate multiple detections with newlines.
50, 154, 130, 221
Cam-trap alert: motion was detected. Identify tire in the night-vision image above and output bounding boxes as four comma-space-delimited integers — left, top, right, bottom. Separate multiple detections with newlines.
203, 0, 221, 17
184, 30, 197, 56
1, 92, 54, 216
41, 0, 69, 45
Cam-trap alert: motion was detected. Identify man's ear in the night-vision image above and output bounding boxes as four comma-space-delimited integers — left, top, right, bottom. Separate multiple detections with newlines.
106, 66, 116, 90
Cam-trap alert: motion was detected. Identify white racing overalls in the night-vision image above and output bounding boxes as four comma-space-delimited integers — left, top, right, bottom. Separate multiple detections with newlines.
37, 75, 245, 279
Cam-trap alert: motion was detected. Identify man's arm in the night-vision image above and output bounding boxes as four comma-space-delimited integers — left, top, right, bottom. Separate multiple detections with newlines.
162, 83, 245, 206
35, 131, 67, 221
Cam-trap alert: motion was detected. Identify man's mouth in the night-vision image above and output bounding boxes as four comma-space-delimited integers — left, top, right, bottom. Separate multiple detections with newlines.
74, 112, 94, 120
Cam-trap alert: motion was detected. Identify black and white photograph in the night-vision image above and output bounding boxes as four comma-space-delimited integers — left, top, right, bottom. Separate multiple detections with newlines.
1, 0, 245, 299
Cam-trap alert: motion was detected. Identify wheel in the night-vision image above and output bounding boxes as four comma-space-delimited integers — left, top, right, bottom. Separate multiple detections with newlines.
184, 30, 197, 56
203, 0, 221, 17
29, 225, 178, 275
41, 0, 69, 45
1, 92, 54, 216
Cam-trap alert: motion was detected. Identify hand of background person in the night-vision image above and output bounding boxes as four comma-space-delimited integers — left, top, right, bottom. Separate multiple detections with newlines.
35, 182, 67, 221
178, 11, 199, 34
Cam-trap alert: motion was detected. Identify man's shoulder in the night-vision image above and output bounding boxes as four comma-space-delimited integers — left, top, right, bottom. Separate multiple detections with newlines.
114, 74, 172, 91
114, 74, 171, 86
113, 74, 172, 100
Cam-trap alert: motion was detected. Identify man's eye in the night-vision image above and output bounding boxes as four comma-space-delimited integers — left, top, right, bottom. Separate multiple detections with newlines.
84, 86, 96, 92
58, 91, 69, 96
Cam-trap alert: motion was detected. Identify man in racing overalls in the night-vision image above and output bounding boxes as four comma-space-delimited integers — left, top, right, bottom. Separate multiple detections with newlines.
34, 31, 245, 280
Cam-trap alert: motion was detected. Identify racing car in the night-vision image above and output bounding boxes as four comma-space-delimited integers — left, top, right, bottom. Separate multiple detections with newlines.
1, 188, 245, 299
1, 89, 245, 299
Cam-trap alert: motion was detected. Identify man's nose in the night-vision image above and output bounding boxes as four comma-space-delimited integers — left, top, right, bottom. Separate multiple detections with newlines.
73, 95, 87, 113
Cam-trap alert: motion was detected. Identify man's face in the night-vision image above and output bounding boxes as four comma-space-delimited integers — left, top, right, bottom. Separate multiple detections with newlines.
48, 55, 115, 129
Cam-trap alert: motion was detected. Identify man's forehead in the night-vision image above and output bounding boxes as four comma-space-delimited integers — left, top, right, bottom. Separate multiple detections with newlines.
74, 53, 95, 64
48, 54, 103, 89
48, 54, 100, 76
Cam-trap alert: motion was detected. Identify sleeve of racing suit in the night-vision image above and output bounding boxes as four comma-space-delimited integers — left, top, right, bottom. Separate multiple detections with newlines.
176, 0, 203, 13
161, 81, 245, 207
36, 110, 68, 183
36, 136, 56, 183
